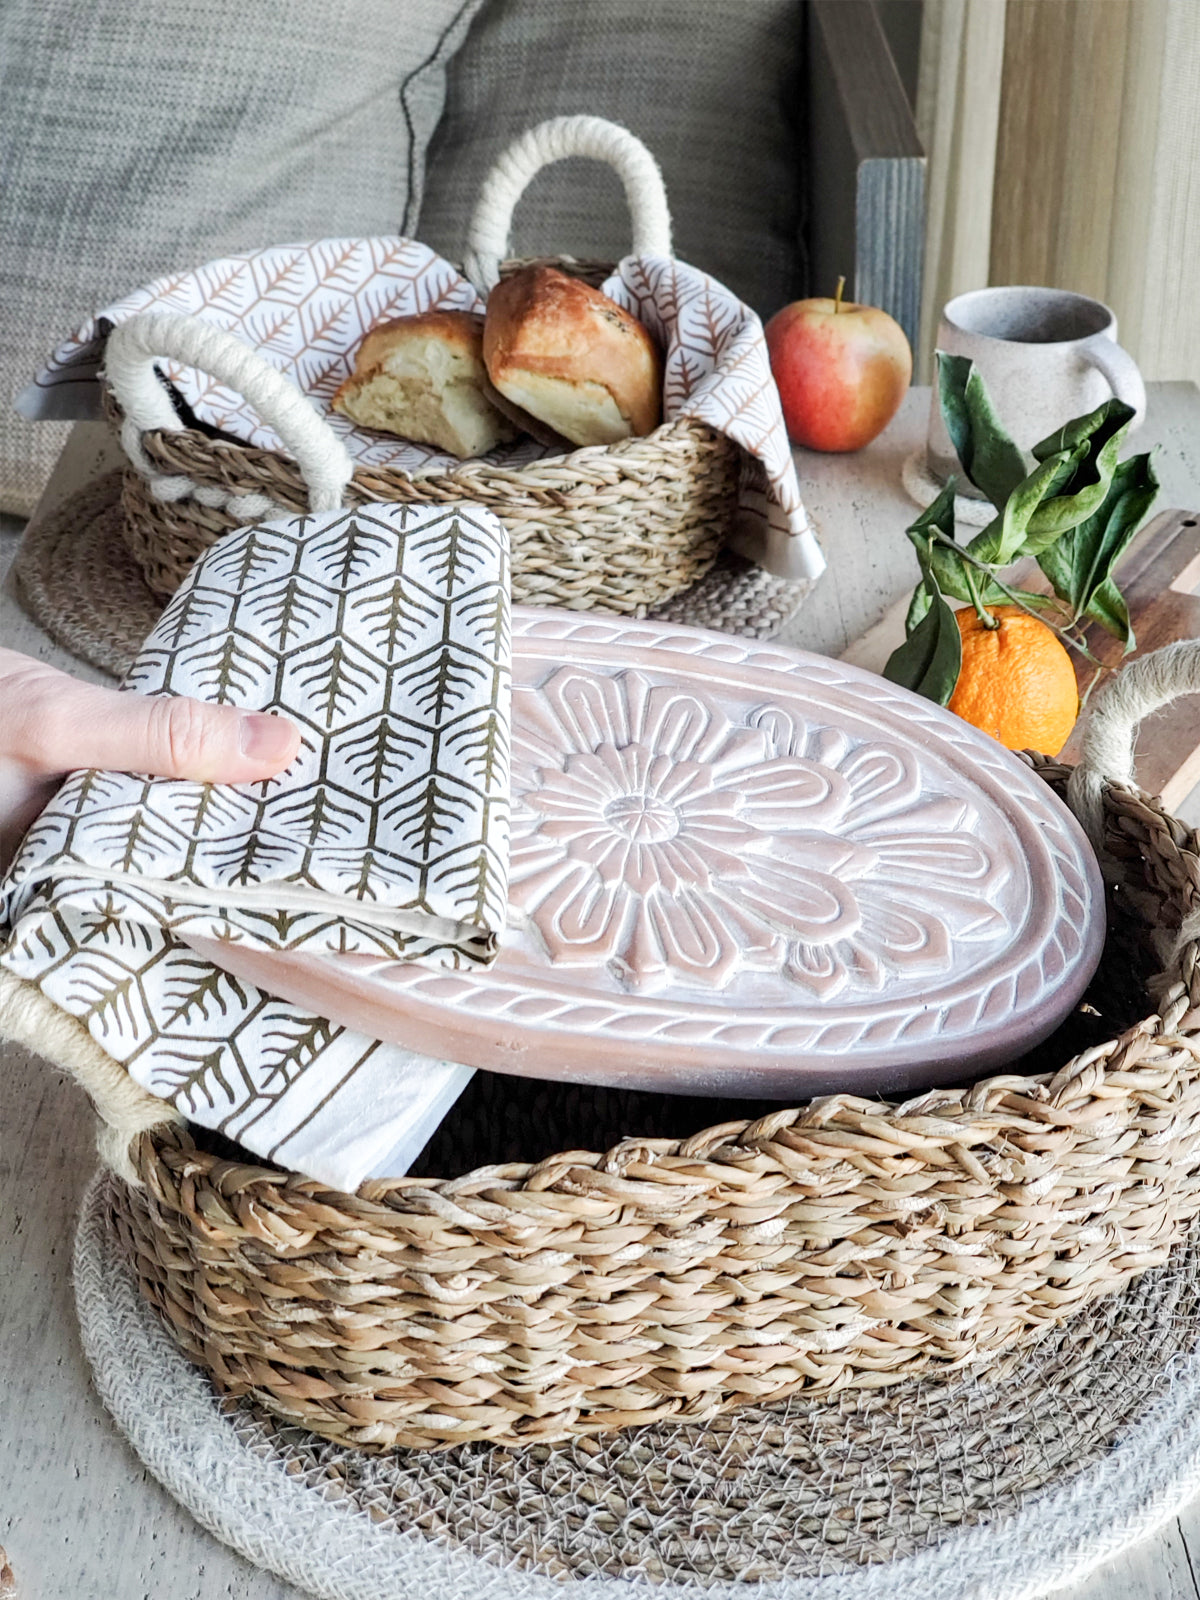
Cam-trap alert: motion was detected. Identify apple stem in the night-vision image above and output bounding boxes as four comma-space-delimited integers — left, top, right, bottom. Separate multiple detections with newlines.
835, 275, 845, 313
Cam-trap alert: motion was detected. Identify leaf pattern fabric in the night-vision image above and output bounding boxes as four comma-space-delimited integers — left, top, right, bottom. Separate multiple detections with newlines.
0, 500, 510, 1190
3, 502, 511, 961
606, 256, 820, 579
2, 886, 473, 1190
24, 238, 822, 580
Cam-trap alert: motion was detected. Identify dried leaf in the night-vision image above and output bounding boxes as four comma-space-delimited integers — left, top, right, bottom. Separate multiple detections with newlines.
937, 353, 1029, 509
1018, 398, 1137, 550
1036, 451, 1158, 648
967, 448, 1081, 565
885, 536, 963, 706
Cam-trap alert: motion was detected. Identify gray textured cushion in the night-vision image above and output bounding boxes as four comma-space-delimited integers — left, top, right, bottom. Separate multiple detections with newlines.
0, 0, 482, 515
418, 0, 805, 318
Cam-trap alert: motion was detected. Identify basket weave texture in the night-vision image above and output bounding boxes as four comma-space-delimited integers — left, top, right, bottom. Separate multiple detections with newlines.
77, 1170, 1200, 1594
107, 762, 1200, 1451
106, 251, 739, 613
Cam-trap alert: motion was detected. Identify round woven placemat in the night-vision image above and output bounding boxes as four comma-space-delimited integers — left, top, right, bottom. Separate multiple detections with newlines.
77, 1170, 1200, 1600
13, 472, 815, 680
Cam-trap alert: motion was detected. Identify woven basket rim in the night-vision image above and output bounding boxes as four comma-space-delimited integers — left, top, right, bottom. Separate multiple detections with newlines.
134, 1010, 1166, 1213
117, 403, 732, 489
101, 249, 732, 489
134, 989, 1159, 1209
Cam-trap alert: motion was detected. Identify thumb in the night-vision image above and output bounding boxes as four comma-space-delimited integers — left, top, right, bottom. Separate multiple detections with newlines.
24, 678, 302, 785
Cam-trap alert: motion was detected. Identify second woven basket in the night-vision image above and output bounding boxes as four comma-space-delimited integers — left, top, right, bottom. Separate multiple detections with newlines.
104, 118, 743, 615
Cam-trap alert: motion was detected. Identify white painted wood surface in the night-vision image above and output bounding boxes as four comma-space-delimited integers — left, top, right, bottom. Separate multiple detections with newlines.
5, 387, 1200, 1597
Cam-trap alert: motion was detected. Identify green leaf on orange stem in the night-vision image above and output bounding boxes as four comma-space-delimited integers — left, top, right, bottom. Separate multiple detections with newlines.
937, 353, 1029, 510
1036, 451, 1158, 648
1016, 398, 1137, 551
967, 446, 1082, 565
909, 476, 959, 541
1003, 588, 1062, 613
885, 535, 963, 705
901, 477, 1004, 609
927, 544, 1014, 606
906, 479, 968, 597
1087, 577, 1133, 644
906, 581, 932, 632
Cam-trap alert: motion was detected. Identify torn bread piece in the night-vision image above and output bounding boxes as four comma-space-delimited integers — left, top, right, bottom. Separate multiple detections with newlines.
332, 310, 517, 459
483, 265, 662, 448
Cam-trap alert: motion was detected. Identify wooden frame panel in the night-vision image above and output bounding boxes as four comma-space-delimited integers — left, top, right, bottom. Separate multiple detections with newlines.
805, 0, 925, 347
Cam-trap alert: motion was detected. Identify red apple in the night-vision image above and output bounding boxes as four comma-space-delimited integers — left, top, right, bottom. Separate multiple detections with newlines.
765, 281, 912, 452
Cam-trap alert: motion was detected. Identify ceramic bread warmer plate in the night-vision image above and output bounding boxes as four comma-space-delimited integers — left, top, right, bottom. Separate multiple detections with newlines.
97, 615, 1200, 1458
198, 610, 1105, 1097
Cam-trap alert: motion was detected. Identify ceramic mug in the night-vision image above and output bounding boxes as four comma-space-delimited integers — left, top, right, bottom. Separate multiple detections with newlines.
927, 285, 1147, 496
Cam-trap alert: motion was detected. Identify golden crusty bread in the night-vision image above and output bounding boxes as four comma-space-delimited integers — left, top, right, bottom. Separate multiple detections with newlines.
332, 309, 515, 459
478, 368, 572, 451
482, 265, 662, 447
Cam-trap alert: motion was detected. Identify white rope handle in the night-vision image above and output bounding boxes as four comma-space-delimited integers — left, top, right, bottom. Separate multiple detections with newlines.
1067, 640, 1200, 846
103, 311, 354, 517
463, 115, 674, 294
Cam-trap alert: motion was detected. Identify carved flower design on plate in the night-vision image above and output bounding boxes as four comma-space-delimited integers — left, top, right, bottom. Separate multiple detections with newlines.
509, 669, 1010, 997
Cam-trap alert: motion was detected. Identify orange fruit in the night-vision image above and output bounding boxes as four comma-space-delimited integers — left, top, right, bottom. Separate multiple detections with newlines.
947, 604, 1079, 756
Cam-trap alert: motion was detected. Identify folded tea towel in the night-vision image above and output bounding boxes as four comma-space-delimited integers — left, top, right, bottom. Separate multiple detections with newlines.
0, 499, 508, 1189
2, 893, 475, 1188
4, 500, 511, 961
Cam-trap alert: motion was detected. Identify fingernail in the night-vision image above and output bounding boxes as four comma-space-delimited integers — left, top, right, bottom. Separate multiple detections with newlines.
238, 713, 296, 765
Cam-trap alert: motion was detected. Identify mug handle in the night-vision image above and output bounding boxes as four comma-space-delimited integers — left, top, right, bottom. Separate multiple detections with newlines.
1079, 334, 1147, 430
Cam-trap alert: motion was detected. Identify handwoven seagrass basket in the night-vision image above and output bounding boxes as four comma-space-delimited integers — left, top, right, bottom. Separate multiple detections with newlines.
101, 118, 741, 616
58, 644, 1200, 1451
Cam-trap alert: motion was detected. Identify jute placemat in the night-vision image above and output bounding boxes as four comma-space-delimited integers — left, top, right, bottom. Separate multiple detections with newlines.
12, 472, 162, 678
77, 1169, 1200, 1600
12, 471, 814, 681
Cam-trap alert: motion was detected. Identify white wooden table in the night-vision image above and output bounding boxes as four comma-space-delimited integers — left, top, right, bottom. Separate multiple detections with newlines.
5, 386, 1200, 1598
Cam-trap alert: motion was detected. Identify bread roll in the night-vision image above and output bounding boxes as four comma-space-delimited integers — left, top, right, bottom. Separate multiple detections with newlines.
478, 369, 573, 451
483, 265, 662, 448
332, 310, 516, 459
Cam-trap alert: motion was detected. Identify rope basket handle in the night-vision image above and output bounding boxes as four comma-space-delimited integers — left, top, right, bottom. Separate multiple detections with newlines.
463, 115, 674, 294
1067, 639, 1200, 846
103, 310, 354, 515
0, 970, 180, 1186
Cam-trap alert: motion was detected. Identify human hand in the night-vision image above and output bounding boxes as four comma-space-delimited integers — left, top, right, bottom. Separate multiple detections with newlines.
0, 648, 301, 869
